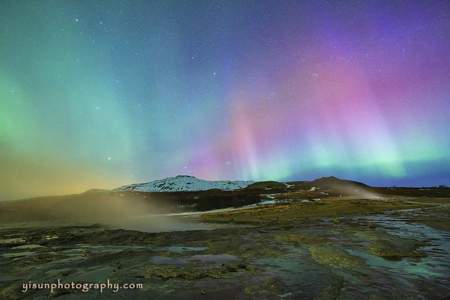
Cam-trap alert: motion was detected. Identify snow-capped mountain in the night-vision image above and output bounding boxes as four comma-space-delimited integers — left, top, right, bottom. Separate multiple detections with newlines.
114, 175, 254, 192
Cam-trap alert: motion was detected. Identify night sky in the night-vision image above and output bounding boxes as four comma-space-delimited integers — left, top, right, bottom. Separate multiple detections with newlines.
1, 0, 449, 200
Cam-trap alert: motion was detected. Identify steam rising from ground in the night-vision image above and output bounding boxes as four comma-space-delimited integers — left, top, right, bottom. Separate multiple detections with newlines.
0, 190, 227, 232
1, 191, 163, 224
326, 183, 383, 200
0, 179, 386, 233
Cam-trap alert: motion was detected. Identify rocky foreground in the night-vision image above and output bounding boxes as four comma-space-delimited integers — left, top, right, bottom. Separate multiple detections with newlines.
1, 192, 449, 299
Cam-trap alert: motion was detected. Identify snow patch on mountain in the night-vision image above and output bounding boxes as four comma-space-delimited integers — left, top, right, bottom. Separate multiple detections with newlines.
115, 175, 254, 192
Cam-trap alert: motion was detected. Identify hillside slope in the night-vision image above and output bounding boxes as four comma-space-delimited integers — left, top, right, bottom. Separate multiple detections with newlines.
115, 175, 253, 192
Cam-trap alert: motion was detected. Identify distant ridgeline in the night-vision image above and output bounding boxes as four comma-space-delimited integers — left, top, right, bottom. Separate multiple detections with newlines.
1, 175, 449, 223
114, 175, 255, 192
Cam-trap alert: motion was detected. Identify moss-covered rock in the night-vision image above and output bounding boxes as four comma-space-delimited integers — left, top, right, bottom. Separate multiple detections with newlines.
368, 239, 426, 260
243, 278, 280, 298
144, 262, 249, 280
275, 233, 326, 245
314, 278, 344, 300
309, 246, 365, 269
0, 284, 23, 300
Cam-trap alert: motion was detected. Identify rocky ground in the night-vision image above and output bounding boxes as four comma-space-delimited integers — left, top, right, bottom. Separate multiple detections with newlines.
0, 196, 449, 300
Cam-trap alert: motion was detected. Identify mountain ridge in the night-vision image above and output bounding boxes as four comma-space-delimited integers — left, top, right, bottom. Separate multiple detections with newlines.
114, 175, 254, 192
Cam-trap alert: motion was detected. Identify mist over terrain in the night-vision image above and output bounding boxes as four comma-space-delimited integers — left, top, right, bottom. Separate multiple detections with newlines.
2, 175, 448, 228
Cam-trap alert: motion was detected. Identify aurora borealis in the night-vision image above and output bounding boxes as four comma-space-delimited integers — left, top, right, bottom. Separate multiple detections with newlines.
1, 0, 449, 200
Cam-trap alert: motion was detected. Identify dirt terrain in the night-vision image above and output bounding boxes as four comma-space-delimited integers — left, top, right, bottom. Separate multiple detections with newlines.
0, 179, 449, 299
